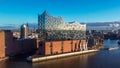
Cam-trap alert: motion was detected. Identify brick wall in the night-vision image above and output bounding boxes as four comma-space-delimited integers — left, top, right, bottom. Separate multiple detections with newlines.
45, 42, 51, 55
52, 41, 62, 54
0, 31, 5, 58
13, 39, 37, 55
5, 31, 14, 56
63, 40, 71, 53
37, 40, 87, 55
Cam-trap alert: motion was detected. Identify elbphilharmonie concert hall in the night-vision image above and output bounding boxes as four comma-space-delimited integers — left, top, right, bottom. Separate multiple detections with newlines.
30, 11, 103, 55
38, 11, 86, 41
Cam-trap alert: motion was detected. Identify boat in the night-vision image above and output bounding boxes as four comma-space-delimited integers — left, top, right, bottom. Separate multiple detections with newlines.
104, 47, 119, 50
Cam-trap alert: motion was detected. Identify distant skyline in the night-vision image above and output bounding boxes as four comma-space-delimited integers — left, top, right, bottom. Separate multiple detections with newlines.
0, 0, 120, 25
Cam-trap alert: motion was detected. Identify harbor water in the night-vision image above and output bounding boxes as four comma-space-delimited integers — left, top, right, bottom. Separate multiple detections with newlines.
0, 40, 120, 68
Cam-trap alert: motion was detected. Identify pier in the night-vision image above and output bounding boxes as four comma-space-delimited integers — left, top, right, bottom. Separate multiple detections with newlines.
27, 49, 99, 62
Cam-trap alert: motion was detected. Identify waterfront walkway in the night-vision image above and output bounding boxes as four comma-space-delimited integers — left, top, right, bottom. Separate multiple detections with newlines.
27, 49, 99, 62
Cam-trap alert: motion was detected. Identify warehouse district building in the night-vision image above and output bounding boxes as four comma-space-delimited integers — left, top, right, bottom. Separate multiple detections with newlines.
37, 11, 87, 55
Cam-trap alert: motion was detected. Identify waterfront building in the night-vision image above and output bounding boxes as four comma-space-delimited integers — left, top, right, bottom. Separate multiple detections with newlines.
36, 11, 87, 55
86, 30, 104, 49
20, 24, 29, 38
38, 11, 86, 41
14, 38, 37, 55
0, 30, 38, 57
37, 39, 87, 55
0, 30, 15, 57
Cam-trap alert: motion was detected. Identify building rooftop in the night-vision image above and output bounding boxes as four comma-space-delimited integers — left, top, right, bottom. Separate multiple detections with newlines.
0, 30, 11, 32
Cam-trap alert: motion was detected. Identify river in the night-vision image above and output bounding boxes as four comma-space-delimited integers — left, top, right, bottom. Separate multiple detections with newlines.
0, 40, 120, 68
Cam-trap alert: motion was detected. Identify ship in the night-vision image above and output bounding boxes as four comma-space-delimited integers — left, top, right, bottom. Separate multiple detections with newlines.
104, 47, 119, 50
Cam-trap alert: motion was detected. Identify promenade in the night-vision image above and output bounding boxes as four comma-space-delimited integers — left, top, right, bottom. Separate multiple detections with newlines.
27, 49, 99, 62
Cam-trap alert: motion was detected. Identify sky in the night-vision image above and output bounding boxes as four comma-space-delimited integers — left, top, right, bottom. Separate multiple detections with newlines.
0, 0, 120, 25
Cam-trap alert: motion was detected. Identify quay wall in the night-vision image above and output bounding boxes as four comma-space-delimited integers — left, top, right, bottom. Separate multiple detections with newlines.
28, 49, 99, 63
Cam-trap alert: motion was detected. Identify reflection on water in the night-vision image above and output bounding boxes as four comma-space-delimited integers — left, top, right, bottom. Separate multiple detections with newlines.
32, 40, 120, 68
32, 53, 96, 68
0, 59, 32, 68
1, 40, 120, 68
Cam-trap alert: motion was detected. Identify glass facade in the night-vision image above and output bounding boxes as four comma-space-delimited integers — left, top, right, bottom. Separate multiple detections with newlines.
38, 11, 86, 41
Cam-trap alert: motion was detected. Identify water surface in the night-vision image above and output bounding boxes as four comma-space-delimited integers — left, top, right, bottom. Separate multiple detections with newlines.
0, 40, 120, 68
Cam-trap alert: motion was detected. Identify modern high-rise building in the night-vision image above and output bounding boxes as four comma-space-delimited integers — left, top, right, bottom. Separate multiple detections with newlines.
38, 11, 86, 41
20, 24, 29, 38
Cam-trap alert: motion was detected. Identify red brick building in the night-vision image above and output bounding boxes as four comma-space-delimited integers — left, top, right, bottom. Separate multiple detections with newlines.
0, 30, 88, 57
0, 30, 15, 57
14, 38, 37, 55
0, 30, 6, 58
37, 39, 87, 56
0, 30, 38, 57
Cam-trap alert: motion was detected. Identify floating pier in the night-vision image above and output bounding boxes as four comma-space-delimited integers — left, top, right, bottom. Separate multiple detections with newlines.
27, 49, 99, 63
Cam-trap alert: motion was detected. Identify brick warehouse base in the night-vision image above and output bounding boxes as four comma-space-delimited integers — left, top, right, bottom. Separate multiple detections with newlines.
38, 40, 88, 55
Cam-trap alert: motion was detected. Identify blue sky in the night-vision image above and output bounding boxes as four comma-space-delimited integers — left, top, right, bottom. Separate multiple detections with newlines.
0, 0, 120, 25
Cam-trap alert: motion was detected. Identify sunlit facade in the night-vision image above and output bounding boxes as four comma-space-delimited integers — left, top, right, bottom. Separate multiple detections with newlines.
38, 11, 86, 41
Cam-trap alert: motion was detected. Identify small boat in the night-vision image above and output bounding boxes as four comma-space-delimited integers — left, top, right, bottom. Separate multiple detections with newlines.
104, 47, 119, 50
